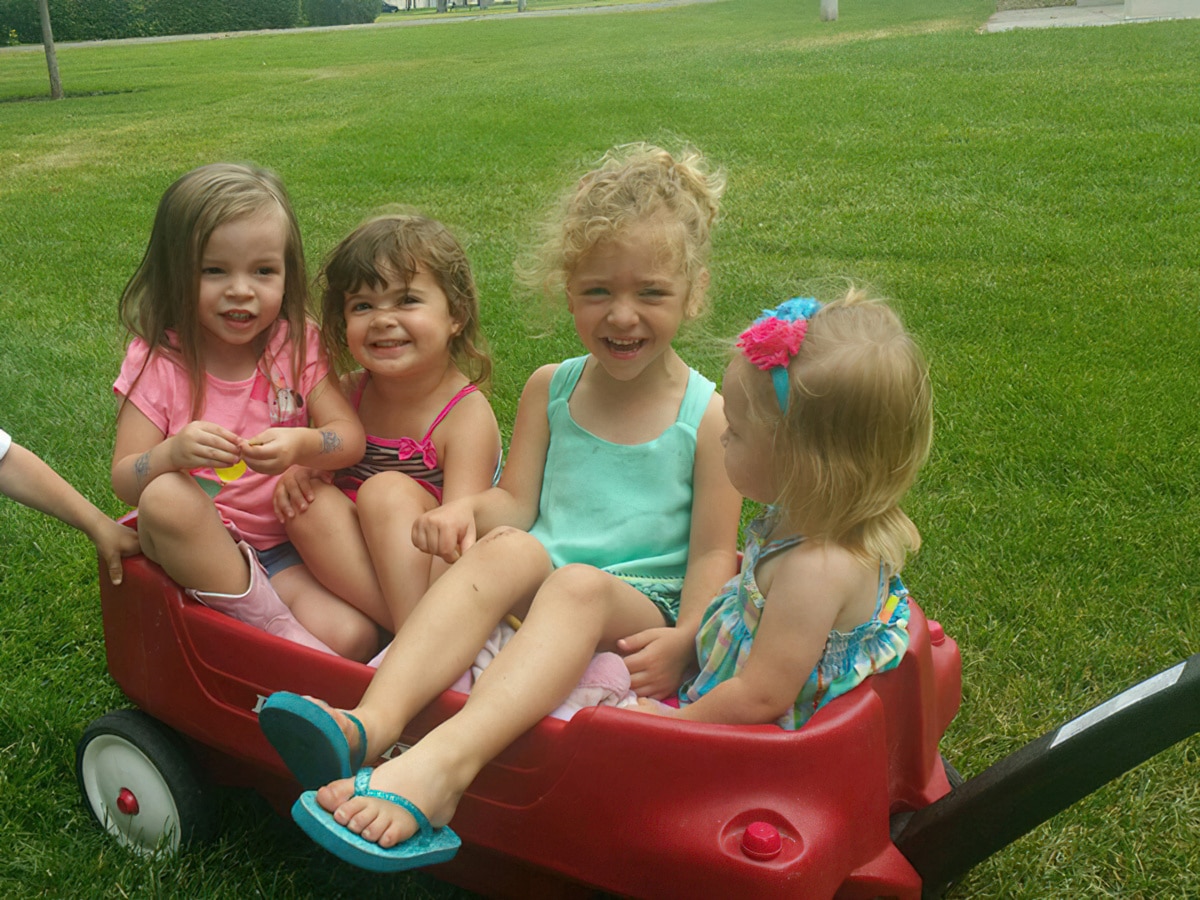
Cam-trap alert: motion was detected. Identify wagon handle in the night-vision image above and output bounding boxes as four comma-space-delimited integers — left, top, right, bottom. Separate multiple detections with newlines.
892, 651, 1200, 898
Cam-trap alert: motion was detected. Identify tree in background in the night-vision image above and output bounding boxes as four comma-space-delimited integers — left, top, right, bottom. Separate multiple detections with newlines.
38, 0, 62, 98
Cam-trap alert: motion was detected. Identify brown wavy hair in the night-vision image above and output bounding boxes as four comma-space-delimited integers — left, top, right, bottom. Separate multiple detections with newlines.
316, 211, 491, 390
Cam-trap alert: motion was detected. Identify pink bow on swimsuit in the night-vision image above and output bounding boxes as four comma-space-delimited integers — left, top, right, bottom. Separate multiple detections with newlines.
395, 436, 438, 470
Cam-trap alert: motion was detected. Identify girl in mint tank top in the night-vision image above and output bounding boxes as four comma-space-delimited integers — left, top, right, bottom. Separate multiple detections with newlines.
636, 291, 934, 731
256, 144, 744, 872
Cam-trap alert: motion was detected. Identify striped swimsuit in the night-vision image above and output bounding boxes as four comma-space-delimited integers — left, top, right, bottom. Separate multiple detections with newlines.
334, 373, 479, 503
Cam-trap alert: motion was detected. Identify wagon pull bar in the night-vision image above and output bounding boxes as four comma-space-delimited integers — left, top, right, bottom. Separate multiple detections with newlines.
892, 651, 1200, 898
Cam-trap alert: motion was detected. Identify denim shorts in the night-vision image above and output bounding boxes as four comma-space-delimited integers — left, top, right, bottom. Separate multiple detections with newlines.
255, 540, 305, 578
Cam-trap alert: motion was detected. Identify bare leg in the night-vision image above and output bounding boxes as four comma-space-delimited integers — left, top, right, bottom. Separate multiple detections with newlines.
319, 564, 665, 848
303, 526, 553, 770
357, 472, 439, 630
137, 472, 248, 593
285, 482, 392, 629
270, 564, 382, 662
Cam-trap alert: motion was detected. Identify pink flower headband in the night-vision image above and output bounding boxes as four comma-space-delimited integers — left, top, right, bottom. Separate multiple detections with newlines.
736, 297, 821, 412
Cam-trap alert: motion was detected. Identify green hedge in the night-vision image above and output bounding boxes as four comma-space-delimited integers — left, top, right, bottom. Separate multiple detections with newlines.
302, 0, 381, 26
1, 0, 303, 44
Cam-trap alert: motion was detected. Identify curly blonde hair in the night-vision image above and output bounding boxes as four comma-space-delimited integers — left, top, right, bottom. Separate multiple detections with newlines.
316, 211, 492, 389
735, 289, 933, 572
523, 143, 725, 316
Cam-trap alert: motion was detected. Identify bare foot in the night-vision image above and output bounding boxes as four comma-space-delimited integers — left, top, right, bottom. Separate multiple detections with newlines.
295, 695, 369, 759
316, 742, 469, 848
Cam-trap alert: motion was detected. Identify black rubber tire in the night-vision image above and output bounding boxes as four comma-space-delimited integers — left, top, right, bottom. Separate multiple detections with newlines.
76, 709, 215, 855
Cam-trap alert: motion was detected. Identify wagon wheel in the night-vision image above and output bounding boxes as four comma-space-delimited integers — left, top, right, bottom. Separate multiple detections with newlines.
76, 709, 215, 855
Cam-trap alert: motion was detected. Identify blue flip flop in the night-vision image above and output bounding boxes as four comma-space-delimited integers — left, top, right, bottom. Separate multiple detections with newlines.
259, 692, 367, 790
291, 768, 461, 872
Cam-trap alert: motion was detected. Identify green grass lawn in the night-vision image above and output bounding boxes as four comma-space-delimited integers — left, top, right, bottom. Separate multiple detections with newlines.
2, 0, 1198, 896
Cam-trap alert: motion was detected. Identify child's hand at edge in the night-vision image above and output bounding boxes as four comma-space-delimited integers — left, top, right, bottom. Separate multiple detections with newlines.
412, 499, 477, 563
88, 514, 141, 585
273, 466, 331, 522
634, 696, 678, 717
618, 625, 696, 700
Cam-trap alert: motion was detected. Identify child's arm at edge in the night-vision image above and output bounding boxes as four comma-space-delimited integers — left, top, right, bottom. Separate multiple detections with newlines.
2, 441, 140, 585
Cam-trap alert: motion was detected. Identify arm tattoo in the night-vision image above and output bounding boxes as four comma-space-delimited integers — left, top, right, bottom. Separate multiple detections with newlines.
319, 430, 343, 455
134, 451, 151, 489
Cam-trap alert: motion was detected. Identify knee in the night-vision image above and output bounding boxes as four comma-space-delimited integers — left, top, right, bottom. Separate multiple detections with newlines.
468, 527, 553, 583
329, 618, 384, 663
357, 472, 433, 519
542, 564, 613, 609
478, 526, 548, 559
138, 473, 208, 535
284, 481, 343, 540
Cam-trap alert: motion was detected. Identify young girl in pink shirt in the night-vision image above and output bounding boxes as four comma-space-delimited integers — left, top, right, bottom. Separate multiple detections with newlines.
111, 163, 369, 658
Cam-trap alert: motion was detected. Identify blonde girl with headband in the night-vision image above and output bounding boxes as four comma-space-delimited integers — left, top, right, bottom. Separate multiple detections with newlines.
640, 291, 932, 727
257, 143, 743, 870
112, 163, 368, 657
272, 213, 501, 640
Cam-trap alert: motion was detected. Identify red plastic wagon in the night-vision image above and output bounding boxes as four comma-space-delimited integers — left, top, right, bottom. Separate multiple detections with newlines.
77, 516, 1200, 898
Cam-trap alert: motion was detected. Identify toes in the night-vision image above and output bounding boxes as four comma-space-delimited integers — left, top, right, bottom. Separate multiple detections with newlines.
335, 795, 417, 846
377, 817, 412, 849
316, 777, 355, 812
343, 799, 380, 836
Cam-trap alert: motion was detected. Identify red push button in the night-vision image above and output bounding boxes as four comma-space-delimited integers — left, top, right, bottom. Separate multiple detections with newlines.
741, 821, 782, 861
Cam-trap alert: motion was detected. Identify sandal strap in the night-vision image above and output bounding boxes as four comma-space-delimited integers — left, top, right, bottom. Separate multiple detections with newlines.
353, 768, 433, 836
344, 712, 368, 771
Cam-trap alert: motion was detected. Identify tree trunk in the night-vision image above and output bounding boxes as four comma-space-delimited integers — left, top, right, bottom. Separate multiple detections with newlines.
38, 0, 63, 99
518, 0, 526, 9
819, 0, 837, 21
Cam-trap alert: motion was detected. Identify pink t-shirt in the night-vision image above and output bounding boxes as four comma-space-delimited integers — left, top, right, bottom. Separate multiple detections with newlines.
114, 323, 328, 549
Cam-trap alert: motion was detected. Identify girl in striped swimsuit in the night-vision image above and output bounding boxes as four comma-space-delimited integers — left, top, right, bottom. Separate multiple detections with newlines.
273, 213, 500, 652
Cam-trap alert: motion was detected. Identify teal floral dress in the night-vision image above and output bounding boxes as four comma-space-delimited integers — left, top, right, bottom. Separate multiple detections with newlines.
678, 512, 912, 730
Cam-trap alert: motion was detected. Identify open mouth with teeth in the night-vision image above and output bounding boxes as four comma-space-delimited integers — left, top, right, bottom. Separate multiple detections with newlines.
604, 338, 646, 355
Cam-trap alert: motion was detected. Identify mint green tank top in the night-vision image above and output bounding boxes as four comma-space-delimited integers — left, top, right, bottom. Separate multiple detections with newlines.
527, 355, 715, 623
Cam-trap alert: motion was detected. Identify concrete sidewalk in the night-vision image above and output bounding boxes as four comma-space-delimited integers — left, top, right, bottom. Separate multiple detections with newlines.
984, 2, 1200, 33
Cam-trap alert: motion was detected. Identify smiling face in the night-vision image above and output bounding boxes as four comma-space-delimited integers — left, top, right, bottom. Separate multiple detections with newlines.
720, 358, 779, 506
196, 206, 288, 377
342, 261, 462, 379
565, 220, 698, 382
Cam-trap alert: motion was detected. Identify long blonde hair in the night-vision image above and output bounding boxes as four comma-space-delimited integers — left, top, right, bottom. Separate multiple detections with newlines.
119, 162, 309, 418
740, 289, 933, 572
523, 143, 725, 317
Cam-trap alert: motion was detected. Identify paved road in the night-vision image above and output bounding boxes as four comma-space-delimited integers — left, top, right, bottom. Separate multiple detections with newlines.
983, 1, 1199, 32
1, 0, 727, 53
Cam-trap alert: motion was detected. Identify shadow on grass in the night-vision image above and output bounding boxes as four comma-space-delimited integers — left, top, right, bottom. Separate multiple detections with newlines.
0, 90, 137, 103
